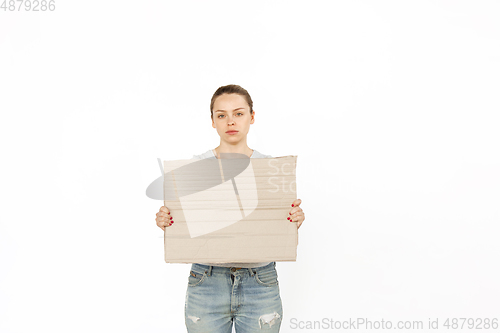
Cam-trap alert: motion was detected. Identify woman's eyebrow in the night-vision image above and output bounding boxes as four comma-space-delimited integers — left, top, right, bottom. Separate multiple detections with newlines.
215, 108, 245, 113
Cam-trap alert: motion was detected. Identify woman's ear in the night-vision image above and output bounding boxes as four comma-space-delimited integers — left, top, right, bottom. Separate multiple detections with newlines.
250, 110, 255, 124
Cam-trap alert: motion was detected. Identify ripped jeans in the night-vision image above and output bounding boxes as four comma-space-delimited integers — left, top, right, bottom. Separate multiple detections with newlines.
185, 261, 283, 333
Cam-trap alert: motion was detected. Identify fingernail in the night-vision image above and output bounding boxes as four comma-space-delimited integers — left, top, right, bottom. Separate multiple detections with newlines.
170, 217, 173, 220
291, 204, 294, 207
289, 212, 291, 215
287, 217, 290, 220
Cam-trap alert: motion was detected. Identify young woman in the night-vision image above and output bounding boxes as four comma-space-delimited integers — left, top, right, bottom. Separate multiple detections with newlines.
155, 84, 305, 333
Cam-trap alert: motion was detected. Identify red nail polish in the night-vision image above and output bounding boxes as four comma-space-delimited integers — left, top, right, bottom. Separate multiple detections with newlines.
289, 212, 291, 215
170, 217, 173, 220
287, 217, 290, 220
291, 204, 294, 207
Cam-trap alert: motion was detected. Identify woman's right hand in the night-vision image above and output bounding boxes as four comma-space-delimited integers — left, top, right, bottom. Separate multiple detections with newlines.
156, 206, 174, 231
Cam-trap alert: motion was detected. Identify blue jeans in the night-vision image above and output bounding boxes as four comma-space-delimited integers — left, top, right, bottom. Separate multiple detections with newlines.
184, 262, 283, 333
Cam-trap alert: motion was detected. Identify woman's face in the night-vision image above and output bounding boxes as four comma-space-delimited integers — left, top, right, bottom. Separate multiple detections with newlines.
211, 93, 255, 141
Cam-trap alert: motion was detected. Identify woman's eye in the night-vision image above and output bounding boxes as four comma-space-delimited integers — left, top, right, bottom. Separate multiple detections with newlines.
218, 113, 242, 118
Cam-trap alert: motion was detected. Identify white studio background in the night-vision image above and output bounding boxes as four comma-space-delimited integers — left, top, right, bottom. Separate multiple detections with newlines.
1, 1, 499, 332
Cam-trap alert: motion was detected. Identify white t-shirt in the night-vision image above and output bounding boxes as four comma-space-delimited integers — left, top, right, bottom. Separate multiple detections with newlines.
191, 148, 273, 269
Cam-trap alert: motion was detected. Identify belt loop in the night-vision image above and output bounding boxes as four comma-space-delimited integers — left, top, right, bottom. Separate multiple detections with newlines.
207, 265, 213, 276
247, 268, 254, 276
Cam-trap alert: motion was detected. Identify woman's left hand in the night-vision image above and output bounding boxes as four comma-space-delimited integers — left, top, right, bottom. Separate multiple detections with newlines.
287, 198, 305, 229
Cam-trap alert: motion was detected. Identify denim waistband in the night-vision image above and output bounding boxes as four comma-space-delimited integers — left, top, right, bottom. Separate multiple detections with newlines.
190, 261, 276, 277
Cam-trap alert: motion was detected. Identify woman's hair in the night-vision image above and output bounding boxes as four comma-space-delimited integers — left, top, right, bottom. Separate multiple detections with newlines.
210, 84, 254, 119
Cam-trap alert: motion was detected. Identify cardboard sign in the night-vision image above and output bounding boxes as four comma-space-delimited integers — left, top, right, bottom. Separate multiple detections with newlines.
163, 154, 298, 263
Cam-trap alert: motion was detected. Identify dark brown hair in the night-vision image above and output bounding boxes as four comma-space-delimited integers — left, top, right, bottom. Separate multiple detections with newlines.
210, 84, 254, 119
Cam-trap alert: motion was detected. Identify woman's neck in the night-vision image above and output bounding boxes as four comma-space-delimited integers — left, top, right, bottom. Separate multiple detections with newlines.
214, 145, 253, 158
